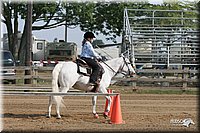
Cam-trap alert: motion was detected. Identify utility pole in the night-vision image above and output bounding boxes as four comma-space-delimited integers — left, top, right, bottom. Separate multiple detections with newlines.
65, 21, 67, 43
65, 3, 68, 43
25, 1, 32, 84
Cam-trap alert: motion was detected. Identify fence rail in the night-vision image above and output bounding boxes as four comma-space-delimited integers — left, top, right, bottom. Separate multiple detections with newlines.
2, 92, 118, 96
1, 85, 118, 96
122, 77, 198, 83
1, 86, 79, 92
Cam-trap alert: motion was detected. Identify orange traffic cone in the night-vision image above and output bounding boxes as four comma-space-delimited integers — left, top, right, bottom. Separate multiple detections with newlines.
104, 89, 114, 117
110, 94, 124, 124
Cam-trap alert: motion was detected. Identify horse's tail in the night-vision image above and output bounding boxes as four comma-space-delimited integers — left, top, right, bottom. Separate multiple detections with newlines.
51, 63, 65, 107
52, 63, 63, 92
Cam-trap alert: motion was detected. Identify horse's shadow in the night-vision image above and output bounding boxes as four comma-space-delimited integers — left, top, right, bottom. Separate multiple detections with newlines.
3, 113, 110, 124
3, 113, 47, 119
3, 113, 72, 119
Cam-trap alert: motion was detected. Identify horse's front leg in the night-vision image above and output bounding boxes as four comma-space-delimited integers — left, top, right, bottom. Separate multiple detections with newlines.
92, 96, 99, 118
104, 95, 112, 119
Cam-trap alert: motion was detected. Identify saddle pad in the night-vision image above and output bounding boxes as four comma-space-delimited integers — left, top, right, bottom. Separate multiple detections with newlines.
76, 58, 92, 76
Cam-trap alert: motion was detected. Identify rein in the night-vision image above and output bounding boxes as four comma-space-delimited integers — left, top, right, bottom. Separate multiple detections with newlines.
101, 57, 131, 76
101, 60, 117, 74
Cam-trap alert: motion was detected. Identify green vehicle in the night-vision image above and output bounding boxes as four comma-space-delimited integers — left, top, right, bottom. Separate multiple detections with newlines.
32, 40, 78, 66
46, 41, 77, 61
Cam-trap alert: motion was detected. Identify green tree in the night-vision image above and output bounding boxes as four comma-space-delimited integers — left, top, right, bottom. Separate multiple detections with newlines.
92, 39, 104, 47
2, 1, 198, 65
2, 1, 61, 64
2, 2, 19, 59
2, 1, 80, 65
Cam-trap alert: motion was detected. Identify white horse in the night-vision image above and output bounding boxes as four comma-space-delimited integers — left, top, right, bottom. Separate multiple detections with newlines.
47, 56, 135, 119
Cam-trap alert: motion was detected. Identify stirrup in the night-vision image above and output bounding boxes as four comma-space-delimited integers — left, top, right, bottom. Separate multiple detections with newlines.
90, 83, 100, 93
89, 82, 96, 86
90, 88, 96, 92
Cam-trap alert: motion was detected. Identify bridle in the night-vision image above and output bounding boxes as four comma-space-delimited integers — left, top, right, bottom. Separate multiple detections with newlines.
94, 45, 133, 77
119, 56, 132, 76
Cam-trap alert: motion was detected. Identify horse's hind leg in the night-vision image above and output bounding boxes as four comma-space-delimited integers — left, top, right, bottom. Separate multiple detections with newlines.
47, 96, 53, 118
55, 96, 63, 119
55, 86, 69, 119
47, 95, 62, 119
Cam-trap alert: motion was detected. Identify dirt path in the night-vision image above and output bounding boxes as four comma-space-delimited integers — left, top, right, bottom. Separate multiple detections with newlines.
2, 93, 198, 132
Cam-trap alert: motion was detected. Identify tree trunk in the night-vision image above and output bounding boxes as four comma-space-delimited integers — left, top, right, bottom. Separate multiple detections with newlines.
18, 22, 27, 65
3, 3, 13, 52
6, 20, 13, 53
13, 3, 19, 60
24, 1, 32, 84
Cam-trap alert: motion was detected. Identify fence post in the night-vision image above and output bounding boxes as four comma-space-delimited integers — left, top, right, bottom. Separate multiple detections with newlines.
131, 82, 137, 91
32, 67, 38, 86
182, 67, 188, 90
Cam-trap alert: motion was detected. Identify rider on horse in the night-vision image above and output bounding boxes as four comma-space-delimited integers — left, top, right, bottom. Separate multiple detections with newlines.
80, 32, 104, 86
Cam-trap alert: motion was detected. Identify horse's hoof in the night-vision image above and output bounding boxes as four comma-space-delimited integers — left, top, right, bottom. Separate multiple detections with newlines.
57, 116, 61, 119
103, 112, 109, 119
93, 113, 99, 119
46, 114, 51, 118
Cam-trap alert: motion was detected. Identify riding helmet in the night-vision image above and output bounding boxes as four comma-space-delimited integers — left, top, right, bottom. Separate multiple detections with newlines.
84, 32, 96, 39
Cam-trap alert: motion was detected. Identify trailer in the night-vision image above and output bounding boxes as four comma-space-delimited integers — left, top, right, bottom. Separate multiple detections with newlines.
2, 33, 78, 66
32, 39, 77, 66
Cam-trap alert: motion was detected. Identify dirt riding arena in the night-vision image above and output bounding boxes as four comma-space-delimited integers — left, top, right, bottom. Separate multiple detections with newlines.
2, 87, 199, 132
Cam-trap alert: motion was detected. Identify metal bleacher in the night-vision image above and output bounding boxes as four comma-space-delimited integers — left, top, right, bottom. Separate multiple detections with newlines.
122, 9, 199, 70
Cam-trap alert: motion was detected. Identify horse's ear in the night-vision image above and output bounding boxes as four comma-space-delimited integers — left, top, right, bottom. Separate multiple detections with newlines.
120, 53, 124, 57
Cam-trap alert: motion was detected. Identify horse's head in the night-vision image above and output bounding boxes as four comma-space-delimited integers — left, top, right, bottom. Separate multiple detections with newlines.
119, 54, 136, 77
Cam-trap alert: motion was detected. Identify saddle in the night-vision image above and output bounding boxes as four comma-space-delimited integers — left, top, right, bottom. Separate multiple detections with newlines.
76, 58, 92, 76
75, 58, 104, 92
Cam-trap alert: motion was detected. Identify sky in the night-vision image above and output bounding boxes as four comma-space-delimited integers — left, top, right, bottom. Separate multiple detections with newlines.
30, 0, 164, 46
0, 0, 198, 48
